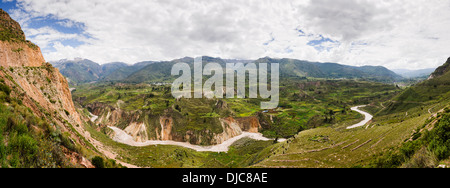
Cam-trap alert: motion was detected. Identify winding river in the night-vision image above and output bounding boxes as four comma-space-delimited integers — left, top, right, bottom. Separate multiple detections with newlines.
347, 105, 373, 129
102, 105, 371, 152
109, 126, 279, 152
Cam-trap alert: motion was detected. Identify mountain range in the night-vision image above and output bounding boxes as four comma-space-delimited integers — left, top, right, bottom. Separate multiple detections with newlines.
51, 59, 157, 84
51, 57, 405, 84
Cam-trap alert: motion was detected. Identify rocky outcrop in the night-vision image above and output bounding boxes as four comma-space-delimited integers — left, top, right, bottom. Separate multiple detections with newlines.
124, 122, 148, 142
1, 9, 45, 68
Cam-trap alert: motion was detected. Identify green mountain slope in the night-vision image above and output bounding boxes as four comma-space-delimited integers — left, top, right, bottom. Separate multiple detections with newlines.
51, 59, 128, 84
380, 57, 450, 115
102, 61, 156, 82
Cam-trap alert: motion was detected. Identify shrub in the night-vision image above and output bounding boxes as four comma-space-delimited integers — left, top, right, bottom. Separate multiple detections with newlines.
60, 132, 78, 153
6, 116, 17, 132
402, 147, 438, 168
91, 156, 105, 168
425, 113, 450, 160
0, 83, 11, 96
64, 110, 70, 116
8, 133, 39, 165
13, 121, 28, 135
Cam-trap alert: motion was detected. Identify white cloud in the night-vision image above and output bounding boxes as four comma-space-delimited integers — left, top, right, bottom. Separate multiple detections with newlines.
6, 0, 450, 70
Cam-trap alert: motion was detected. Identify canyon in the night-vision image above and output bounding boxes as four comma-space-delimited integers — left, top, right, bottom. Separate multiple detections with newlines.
87, 101, 265, 146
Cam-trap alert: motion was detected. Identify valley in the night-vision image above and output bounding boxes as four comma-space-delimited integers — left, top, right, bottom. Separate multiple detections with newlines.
1, 7, 450, 169
68, 72, 404, 167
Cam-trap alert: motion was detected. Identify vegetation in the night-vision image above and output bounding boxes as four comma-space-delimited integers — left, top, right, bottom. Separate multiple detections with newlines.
0, 85, 76, 167
73, 78, 400, 143
371, 109, 450, 168
0, 13, 38, 49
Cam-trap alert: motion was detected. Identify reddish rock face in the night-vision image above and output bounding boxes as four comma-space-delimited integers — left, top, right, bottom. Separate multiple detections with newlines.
0, 41, 46, 67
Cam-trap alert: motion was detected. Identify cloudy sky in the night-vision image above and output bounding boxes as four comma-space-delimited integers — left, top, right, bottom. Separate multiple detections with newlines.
1, 0, 450, 70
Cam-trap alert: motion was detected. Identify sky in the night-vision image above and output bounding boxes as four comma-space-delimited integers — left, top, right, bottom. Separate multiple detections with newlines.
1, 0, 450, 70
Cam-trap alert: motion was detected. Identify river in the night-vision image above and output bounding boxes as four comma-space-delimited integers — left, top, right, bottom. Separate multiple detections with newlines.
108, 126, 283, 152
347, 105, 373, 129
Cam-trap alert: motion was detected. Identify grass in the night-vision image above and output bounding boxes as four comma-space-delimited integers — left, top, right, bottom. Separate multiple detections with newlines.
252, 98, 450, 168
254, 113, 429, 168
0, 93, 75, 168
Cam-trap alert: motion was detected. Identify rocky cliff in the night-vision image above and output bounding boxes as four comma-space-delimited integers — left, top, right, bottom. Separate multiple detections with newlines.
0, 9, 88, 167
0, 9, 81, 128
0, 9, 45, 67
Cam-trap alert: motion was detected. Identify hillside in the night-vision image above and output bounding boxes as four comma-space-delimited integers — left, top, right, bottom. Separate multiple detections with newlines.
51, 59, 129, 84
380, 57, 450, 115
429, 58, 450, 80
250, 57, 450, 168
268, 58, 402, 81
102, 61, 155, 82
51, 59, 157, 84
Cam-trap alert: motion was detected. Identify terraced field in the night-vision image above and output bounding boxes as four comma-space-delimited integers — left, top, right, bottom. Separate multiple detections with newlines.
253, 107, 433, 168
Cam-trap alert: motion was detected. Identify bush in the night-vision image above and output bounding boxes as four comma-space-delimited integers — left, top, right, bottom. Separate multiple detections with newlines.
370, 149, 404, 168
6, 116, 17, 132
8, 133, 39, 165
91, 156, 105, 168
64, 110, 70, 116
425, 113, 450, 160
60, 132, 78, 153
0, 83, 11, 96
402, 147, 438, 168
375, 112, 450, 168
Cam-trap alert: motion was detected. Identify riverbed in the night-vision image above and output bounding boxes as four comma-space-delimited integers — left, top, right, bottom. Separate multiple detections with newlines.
108, 126, 283, 152
347, 105, 373, 129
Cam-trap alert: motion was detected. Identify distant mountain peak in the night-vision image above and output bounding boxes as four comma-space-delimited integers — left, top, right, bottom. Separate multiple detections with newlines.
429, 57, 450, 80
